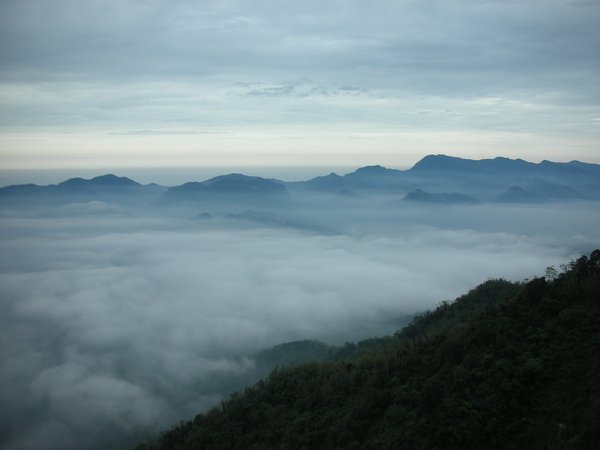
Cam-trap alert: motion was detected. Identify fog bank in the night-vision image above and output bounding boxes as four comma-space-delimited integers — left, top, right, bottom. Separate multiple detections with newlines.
0, 207, 597, 449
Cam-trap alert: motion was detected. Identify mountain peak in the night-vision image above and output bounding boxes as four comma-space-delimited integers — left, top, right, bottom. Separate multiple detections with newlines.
349, 165, 403, 177
353, 165, 389, 174
59, 174, 140, 187
162, 173, 288, 200
410, 154, 471, 171
411, 154, 535, 173
90, 174, 140, 186
202, 174, 286, 192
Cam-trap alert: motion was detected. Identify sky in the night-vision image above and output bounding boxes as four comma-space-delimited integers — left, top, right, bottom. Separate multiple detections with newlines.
1, 0, 599, 171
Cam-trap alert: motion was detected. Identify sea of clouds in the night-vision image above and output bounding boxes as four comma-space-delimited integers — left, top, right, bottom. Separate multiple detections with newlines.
1, 202, 598, 449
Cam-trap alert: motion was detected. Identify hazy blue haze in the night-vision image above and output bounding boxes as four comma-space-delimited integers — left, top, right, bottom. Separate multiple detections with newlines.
1, 156, 600, 448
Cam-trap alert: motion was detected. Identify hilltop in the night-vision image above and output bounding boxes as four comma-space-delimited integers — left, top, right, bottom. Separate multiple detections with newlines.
137, 250, 600, 450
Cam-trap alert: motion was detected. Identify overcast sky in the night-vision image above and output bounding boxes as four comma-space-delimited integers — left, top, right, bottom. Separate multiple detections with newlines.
1, 0, 599, 170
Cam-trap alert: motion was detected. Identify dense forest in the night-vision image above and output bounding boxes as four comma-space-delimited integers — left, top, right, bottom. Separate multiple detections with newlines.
137, 250, 600, 450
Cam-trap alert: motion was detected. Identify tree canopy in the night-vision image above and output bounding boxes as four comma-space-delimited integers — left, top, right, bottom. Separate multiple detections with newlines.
137, 250, 600, 450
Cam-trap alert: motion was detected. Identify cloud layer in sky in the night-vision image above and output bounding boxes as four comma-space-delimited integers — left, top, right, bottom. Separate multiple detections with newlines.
0, 0, 599, 167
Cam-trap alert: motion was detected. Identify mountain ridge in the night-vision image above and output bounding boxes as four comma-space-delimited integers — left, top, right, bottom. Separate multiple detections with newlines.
58, 173, 141, 188
2, 155, 600, 204
3, 154, 600, 189
136, 250, 600, 450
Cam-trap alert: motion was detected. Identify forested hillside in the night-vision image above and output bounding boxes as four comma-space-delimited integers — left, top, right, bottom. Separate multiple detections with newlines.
137, 250, 600, 450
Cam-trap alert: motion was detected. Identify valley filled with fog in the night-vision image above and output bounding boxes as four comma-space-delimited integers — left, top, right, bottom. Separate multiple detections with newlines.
2, 0, 599, 446
1, 157, 599, 449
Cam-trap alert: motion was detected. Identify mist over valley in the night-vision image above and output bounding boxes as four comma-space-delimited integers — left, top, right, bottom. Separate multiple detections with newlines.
1, 155, 599, 449
2, 0, 599, 446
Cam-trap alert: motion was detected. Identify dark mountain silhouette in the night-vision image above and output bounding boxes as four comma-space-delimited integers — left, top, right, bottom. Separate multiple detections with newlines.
349, 165, 402, 177
537, 159, 595, 178
407, 155, 600, 200
291, 164, 413, 193
336, 166, 413, 191
521, 178, 586, 200
161, 174, 288, 204
286, 155, 600, 199
410, 154, 596, 178
201, 174, 286, 193
299, 173, 346, 191
568, 160, 600, 175
342, 165, 414, 191
58, 174, 140, 188
0, 174, 163, 205
410, 154, 545, 175
2, 155, 600, 205
402, 188, 479, 204
291, 165, 409, 192
497, 186, 547, 203
137, 250, 600, 450
53, 174, 143, 197
0, 183, 47, 197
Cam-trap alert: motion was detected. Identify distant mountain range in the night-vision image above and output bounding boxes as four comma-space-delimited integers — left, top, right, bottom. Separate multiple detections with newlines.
411, 154, 595, 177
402, 189, 479, 205
305, 155, 600, 201
0, 173, 165, 205
2, 155, 599, 206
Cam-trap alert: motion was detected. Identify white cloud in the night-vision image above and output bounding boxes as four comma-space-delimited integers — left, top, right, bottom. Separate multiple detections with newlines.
1, 0, 599, 166
2, 204, 597, 448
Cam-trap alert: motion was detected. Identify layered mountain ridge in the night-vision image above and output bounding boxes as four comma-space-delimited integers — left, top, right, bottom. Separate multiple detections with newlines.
2, 155, 599, 206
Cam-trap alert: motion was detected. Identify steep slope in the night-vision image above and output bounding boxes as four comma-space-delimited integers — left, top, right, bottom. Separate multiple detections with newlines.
254, 340, 334, 369
137, 251, 599, 450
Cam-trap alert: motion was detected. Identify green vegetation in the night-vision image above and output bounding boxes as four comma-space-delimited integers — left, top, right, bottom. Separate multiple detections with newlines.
137, 250, 600, 450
